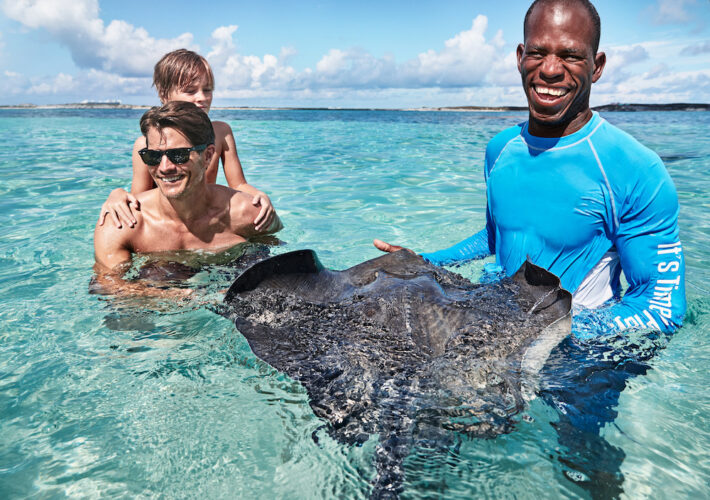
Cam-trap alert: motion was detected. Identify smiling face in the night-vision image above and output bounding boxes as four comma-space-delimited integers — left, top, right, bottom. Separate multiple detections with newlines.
164, 76, 214, 114
145, 126, 209, 199
517, 1, 606, 137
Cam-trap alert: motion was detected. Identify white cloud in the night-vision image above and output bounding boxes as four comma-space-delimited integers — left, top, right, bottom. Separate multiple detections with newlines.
207, 25, 298, 91
81, 69, 153, 96
0, 68, 153, 103
653, 0, 697, 25
316, 49, 348, 75
310, 47, 396, 88
486, 50, 520, 87
27, 72, 76, 94
400, 16, 505, 87
684, 41, 710, 55
602, 45, 650, 83
609, 45, 650, 66
1, 0, 195, 76
591, 39, 710, 103
593, 65, 710, 104
208, 15, 509, 94
2, 3, 708, 106
207, 24, 238, 61
0, 69, 27, 96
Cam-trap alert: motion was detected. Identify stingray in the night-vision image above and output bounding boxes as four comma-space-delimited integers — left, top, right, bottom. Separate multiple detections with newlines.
222, 249, 572, 498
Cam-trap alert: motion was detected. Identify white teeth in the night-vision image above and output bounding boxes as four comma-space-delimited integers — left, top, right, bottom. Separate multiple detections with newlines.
160, 175, 183, 182
535, 86, 567, 97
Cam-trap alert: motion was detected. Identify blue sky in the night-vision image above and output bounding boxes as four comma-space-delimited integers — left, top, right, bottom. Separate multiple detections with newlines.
1, 0, 709, 107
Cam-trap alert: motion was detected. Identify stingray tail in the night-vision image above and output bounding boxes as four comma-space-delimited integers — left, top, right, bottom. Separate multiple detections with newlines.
370, 431, 411, 499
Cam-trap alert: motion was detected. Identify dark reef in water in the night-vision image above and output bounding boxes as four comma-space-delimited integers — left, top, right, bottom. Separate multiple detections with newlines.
592, 103, 710, 112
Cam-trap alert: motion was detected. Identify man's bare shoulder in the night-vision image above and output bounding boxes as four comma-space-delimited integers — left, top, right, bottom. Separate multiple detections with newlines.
134, 187, 159, 205
94, 210, 139, 269
219, 185, 256, 213
207, 185, 260, 236
94, 214, 134, 242
95, 190, 155, 244
217, 185, 283, 236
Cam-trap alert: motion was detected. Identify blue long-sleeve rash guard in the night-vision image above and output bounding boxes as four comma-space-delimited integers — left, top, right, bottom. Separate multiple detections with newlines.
421, 112, 686, 333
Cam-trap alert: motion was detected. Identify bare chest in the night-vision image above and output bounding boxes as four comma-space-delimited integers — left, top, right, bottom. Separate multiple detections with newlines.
131, 217, 246, 254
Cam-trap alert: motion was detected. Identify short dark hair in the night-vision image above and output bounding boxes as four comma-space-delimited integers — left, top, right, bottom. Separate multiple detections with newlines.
524, 0, 601, 54
140, 101, 215, 147
153, 49, 215, 102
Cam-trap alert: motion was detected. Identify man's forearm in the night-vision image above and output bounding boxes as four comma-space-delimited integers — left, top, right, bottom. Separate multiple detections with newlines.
606, 241, 685, 333
420, 227, 492, 266
91, 266, 193, 300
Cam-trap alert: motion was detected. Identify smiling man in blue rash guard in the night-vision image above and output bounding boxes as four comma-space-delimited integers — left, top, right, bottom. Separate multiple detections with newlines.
374, 0, 685, 334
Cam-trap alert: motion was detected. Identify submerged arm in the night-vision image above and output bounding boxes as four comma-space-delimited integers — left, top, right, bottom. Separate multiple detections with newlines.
92, 220, 191, 299
91, 264, 193, 300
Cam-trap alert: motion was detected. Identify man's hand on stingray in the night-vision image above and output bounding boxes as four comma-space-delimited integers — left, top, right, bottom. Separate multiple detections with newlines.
373, 239, 416, 255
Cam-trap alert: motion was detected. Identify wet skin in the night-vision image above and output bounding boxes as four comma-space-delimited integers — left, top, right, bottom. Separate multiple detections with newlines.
517, 2, 606, 137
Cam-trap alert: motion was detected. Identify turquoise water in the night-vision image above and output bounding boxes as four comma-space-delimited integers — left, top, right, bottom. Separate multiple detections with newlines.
0, 109, 708, 498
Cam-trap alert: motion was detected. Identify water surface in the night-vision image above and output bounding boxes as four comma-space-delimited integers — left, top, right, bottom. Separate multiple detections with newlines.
0, 108, 708, 498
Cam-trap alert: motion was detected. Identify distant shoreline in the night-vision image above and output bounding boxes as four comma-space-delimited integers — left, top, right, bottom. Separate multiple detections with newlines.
0, 103, 708, 112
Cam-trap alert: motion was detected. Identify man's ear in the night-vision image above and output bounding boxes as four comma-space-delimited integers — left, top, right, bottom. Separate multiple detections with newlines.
203, 144, 216, 167
592, 51, 606, 83
516, 43, 525, 74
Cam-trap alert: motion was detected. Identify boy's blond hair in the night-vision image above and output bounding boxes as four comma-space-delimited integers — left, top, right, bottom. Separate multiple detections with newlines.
153, 49, 215, 102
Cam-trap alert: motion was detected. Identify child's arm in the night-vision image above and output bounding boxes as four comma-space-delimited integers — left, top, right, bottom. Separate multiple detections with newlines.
130, 136, 156, 194
216, 121, 275, 231
98, 137, 154, 228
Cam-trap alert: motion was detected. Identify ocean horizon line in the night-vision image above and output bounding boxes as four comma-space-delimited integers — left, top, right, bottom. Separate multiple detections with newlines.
1, 103, 709, 112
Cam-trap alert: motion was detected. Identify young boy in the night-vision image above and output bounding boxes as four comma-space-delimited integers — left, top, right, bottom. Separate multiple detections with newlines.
98, 49, 274, 230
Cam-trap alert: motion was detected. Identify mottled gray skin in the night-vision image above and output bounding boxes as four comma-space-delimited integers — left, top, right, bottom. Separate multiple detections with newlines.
223, 250, 572, 498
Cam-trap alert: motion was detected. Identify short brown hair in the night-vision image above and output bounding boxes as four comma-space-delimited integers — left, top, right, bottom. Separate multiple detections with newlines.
153, 49, 215, 102
140, 101, 215, 147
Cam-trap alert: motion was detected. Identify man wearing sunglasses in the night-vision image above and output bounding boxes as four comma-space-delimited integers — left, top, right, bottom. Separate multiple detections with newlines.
93, 101, 282, 297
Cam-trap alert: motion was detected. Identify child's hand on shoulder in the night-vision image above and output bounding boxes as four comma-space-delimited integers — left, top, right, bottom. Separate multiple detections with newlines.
98, 188, 140, 228
251, 191, 274, 231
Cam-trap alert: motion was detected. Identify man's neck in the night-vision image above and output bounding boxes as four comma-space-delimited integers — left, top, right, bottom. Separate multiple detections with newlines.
156, 184, 214, 225
527, 108, 594, 138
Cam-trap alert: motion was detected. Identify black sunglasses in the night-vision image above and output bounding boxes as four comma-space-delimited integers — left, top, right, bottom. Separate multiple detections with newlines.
138, 144, 209, 166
